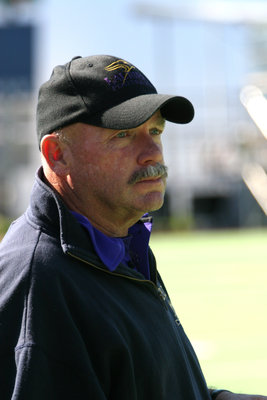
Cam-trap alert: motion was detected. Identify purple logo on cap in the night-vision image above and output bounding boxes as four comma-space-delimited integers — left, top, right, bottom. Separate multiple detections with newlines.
104, 59, 154, 92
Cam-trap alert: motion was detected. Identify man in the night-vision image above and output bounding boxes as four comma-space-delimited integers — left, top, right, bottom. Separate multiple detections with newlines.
0, 55, 265, 399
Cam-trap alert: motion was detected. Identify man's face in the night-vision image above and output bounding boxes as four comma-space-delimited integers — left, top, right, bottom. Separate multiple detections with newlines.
65, 111, 167, 227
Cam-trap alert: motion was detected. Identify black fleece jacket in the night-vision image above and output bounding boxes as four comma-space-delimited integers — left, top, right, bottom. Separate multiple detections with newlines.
0, 168, 211, 399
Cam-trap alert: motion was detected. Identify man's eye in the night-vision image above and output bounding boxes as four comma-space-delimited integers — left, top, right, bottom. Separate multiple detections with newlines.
115, 131, 128, 138
150, 128, 161, 136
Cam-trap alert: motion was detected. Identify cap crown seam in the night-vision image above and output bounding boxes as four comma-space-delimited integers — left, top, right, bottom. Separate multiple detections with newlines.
65, 60, 88, 115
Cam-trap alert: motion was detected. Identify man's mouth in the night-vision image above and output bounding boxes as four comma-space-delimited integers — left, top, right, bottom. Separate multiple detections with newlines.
137, 176, 164, 183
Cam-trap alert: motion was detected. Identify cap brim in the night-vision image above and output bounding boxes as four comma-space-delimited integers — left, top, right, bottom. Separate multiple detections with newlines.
84, 93, 194, 129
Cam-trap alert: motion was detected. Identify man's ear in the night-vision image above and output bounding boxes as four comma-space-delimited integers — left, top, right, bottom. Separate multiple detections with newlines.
40, 134, 70, 174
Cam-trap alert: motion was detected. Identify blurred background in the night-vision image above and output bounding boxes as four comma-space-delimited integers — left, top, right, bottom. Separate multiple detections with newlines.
0, 0, 267, 229
0, 0, 267, 394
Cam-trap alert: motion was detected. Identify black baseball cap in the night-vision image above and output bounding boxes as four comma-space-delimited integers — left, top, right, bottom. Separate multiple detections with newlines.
37, 55, 194, 145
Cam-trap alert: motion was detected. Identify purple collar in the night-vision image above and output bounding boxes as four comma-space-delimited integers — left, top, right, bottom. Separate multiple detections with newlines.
71, 211, 152, 280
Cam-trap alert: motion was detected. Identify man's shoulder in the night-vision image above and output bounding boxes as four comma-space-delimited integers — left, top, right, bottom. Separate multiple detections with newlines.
0, 212, 62, 276
0, 213, 39, 254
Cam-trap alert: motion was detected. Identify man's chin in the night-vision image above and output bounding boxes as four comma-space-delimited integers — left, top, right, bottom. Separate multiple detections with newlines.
140, 192, 165, 213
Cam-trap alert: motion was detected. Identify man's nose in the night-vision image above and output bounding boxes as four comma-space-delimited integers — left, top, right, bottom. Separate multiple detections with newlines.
137, 135, 163, 166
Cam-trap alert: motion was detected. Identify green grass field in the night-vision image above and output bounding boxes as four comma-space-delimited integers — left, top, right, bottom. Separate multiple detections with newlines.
150, 228, 267, 395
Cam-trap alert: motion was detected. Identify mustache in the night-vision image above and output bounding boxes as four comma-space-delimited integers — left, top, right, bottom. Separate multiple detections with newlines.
128, 163, 168, 185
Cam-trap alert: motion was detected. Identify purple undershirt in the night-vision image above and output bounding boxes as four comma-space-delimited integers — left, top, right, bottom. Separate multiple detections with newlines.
71, 211, 152, 280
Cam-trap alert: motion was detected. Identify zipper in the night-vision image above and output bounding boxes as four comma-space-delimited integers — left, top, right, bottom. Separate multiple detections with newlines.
158, 284, 181, 326
67, 251, 181, 327
67, 250, 158, 287
157, 284, 167, 301
168, 299, 181, 326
